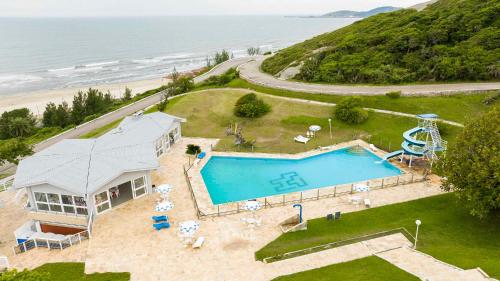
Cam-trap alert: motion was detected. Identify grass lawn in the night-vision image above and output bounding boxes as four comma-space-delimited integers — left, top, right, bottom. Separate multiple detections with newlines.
80, 118, 124, 139
149, 89, 461, 153
273, 256, 419, 281
227, 79, 498, 123
256, 193, 500, 278
33, 262, 129, 281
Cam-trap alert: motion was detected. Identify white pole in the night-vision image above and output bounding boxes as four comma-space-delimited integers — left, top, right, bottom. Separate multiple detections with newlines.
328, 118, 332, 142
414, 219, 421, 249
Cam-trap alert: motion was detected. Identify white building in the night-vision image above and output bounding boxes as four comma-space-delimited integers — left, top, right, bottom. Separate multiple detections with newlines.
13, 112, 185, 218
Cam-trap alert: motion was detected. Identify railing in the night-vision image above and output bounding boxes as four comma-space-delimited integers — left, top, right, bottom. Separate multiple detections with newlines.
12, 229, 90, 255
183, 164, 202, 219
0, 175, 14, 192
260, 227, 416, 263
185, 168, 426, 219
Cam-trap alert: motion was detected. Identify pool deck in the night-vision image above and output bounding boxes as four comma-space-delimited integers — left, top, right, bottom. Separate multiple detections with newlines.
2, 137, 446, 280
188, 139, 422, 217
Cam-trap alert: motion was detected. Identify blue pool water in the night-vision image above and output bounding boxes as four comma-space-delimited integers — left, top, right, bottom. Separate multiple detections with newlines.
201, 147, 402, 204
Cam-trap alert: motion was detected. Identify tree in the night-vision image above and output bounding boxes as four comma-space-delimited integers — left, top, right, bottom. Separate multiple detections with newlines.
71, 91, 86, 125
0, 139, 33, 165
214, 50, 230, 65
176, 76, 194, 93
42, 102, 58, 127
157, 93, 169, 112
0, 108, 36, 139
234, 93, 271, 118
42, 102, 71, 128
170, 67, 179, 82
437, 106, 500, 219
334, 97, 368, 124
122, 87, 132, 101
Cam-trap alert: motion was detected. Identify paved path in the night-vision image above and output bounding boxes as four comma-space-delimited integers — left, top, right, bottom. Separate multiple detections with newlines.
377, 246, 492, 281
238, 56, 500, 95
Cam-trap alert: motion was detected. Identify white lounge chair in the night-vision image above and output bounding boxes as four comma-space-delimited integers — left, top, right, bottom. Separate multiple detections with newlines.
294, 135, 310, 144
192, 236, 205, 249
193, 158, 201, 167
369, 144, 378, 152
364, 198, 371, 208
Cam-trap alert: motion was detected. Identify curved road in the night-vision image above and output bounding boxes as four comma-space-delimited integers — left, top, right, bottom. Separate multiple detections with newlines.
238, 56, 500, 95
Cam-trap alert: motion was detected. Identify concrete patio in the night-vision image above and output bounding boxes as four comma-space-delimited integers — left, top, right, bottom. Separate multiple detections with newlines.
2, 137, 448, 280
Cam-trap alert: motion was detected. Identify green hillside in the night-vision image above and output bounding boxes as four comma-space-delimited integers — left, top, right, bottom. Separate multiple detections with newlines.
262, 0, 500, 84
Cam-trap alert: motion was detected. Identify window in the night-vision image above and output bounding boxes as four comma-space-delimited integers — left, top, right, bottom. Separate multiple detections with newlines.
33, 191, 87, 215
94, 191, 110, 213
155, 138, 164, 157
133, 176, 147, 198
47, 193, 60, 204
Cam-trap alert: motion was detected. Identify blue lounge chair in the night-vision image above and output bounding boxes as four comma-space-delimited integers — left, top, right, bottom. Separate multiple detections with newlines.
152, 215, 168, 223
197, 152, 206, 159
153, 222, 170, 231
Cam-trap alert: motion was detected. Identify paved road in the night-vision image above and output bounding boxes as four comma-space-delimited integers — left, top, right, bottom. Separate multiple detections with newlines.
238, 56, 500, 95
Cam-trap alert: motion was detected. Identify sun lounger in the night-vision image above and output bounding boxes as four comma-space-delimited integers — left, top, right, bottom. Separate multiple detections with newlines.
334, 211, 341, 220
294, 135, 310, 144
193, 158, 201, 167
364, 199, 371, 208
152, 215, 168, 223
153, 222, 170, 231
369, 144, 378, 152
192, 236, 205, 249
197, 152, 206, 159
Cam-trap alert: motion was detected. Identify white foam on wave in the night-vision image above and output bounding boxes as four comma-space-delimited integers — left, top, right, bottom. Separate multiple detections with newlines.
48, 66, 75, 72
0, 74, 43, 87
85, 60, 119, 68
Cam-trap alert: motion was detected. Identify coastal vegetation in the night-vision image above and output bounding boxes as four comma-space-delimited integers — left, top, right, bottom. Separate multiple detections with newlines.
273, 256, 418, 281
256, 193, 500, 278
262, 0, 500, 84
437, 106, 500, 218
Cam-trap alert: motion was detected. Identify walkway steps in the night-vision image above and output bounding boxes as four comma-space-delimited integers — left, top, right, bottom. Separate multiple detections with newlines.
376, 246, 492, 281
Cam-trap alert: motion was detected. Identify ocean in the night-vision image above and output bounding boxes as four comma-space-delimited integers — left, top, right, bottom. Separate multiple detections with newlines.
0, 16, 357, 95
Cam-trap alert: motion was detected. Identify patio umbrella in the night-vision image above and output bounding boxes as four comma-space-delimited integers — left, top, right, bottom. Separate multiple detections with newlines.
353, 183, 370, 193
179, 220, 200, 236
242, 200, 262, 212
309, 125, 321, 132
155, 200, 174, 212
156, 184, 173, 194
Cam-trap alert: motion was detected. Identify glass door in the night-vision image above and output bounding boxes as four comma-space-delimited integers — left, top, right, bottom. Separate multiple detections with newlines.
133, 176, 147, 198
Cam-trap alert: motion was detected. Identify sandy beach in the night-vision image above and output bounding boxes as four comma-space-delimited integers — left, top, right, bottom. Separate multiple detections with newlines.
0, 77, 169, 115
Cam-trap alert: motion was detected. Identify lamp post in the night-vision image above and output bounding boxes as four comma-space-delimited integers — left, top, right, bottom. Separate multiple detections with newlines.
328, 118, 332, 142
414, 219, 421, 249
293, 204, 303, 223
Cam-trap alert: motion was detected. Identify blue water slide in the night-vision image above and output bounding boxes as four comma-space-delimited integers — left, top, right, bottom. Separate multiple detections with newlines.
403, 127, 426, 146
383, 126, 427, 159
383, 150, 404, 160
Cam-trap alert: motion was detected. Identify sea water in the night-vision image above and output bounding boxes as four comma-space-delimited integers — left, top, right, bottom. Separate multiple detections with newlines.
0, 16, 357, 95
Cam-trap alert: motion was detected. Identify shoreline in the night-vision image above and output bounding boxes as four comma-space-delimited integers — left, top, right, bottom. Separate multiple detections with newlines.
0, 77, 169, 115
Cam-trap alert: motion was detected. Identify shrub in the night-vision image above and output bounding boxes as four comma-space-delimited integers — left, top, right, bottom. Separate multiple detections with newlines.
234, 93, 271, 118
263, 51, 272, 55
483, 92, 499, 105
334, 97, 368, 124
186, 144, 201, 155
385, 91, 401, 99
200, 68, 239, 87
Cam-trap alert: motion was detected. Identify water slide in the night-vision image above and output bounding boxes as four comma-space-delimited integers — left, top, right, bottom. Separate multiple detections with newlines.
383, 127, 427, 160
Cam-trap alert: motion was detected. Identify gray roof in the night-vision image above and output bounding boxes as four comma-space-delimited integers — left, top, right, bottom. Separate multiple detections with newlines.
13, 112, 184, 195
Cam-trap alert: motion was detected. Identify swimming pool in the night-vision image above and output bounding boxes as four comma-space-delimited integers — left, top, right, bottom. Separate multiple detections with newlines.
201, 146, 402, 204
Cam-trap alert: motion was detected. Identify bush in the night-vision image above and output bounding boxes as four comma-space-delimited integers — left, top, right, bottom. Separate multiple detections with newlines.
234, 93, 271, 118
385, 91, 401, 99
263, 51, 272, 55
200, 68, 239, 87
334, 97, 368, 124
186, 144, 201, 155
483, 92, 499, 105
